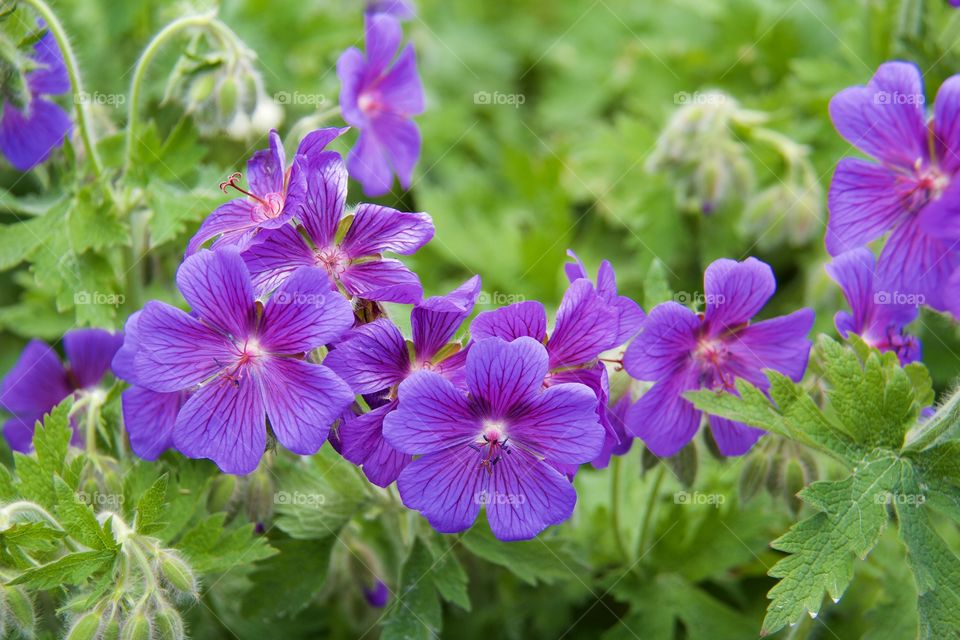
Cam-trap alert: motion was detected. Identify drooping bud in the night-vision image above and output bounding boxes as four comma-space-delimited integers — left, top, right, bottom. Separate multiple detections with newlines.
206, 474, 239, 514
2, 586, 35, 639
153, 601, 186, 640
119, 613, 152, 640
157, 550, 199, 598
65, 612, 103, 640
244, 467, 274, 524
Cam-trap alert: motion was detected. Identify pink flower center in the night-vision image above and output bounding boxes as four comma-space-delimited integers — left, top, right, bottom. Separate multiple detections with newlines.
901, 161, 950, 211
693, 336, 735, 390
219, 338, 265, 386
358, 91, 381, 116
315, 247, 349, 278
471, 421, 510, 475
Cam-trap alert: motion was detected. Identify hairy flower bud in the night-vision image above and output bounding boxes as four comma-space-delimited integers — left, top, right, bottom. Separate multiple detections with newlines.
157, 550, 199, 598
120, 613, 152, 640
2, 586, 35, 639
153, 602, 185, 640
66, 612, 103, 640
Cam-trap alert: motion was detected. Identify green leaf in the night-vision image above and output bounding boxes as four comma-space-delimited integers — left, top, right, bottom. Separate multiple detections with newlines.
177, 513, 276, 574
642, 257, 673, 308
761, 456, 901, 635
15, 399, 73, 507
134, 474, 168, 535
145, 170, 227, 248
7, 549, 116, 589
53, 478, 118, 551
423, 537, 470, 611
460, 521, 582, 586
241, 537, 335, 619
67, 186, 128, 254
380, 539, 443, 640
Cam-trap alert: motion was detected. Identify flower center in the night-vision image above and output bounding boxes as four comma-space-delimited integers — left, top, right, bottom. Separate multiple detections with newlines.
219, 338, 265, 387
315, 247, 349, 278
219, 172, 285, 219
902, 161, 950, 210
693, 336, 735, 390
470, 421, 510, 475
358, 91, 381, 116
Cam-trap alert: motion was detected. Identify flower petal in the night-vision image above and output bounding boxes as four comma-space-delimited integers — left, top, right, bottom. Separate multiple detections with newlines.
134, 301, 233, 393
411, 275, 481, 360
242, 224, 317, 296
0, 340, 69, 416
339, 402, 411, 487
341, 204, 434, 257
702, 257, 776, 332
877, 216, 959, 312
377, 45, 424, 116
63, 329, 123, 389
173, 374, 266, 475
826, 158, 909, 255
340, 258, 423, 303
27, 29, 69, 95
177, 248, 255, 339
510, 383, 603, 464
259, 268, 354, 352
347, 129, 394, 197
294, 153, 348, 250
396, 446, 484, 534
383, 371, 478, 454
325, 318, 410, 394
259, 358, 354, 456
246, 129, 285, 196
369, 112, 421, 190
471, 301, 547, 342
122, 386, 185, 461
364, 14, 403, 78
623, 301, 699, 381
0, 98, 71, 171
625, 367, 701, 457
466, 337, 548, 418
724, 309, 815, 387
185, 200, 258, 255
708, 415, 765, 456
934, 75, 960, 175
548, 279, 619, 368
486, 447, 577, 541
828, 61, 928, 169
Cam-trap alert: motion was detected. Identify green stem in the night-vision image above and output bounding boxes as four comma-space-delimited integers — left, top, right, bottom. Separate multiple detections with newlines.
635, 465, 666, 562
122, 13, 224, 176
21, 0, 104, 178
610, 456, 629, 561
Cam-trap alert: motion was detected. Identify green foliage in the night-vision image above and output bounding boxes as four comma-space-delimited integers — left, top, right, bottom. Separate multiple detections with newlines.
688, 337, 960, 637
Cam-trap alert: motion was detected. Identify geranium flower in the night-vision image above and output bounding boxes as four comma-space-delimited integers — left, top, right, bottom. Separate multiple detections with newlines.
130, 248, 355, 474
383, 337, 603, 541
337, 13, 424, 196
242, 152, 433, 303
186, 127, 346, 255
826, 248, 921, 364
0, 329, 122, 451
827, 62, 960, 311
324, 276, 480, 486
623, 257, 814, 456
0, 25, 72, 171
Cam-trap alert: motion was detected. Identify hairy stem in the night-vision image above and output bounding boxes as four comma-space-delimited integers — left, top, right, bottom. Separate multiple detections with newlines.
610, 456, 630, 561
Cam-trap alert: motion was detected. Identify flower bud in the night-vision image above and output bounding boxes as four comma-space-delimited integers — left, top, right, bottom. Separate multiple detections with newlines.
2, 586, 35, 639
120, 614, 152, 640
152, 602, 185, 640
363, 579, 389, 608
157, 550, 199, 598
738, 452, 770, 505
66, 612, 102, 640
206, 474, 239, 513
244, 468, 274, 524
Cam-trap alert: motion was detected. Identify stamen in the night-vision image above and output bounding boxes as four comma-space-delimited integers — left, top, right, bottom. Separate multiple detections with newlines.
220, 172, 271, 208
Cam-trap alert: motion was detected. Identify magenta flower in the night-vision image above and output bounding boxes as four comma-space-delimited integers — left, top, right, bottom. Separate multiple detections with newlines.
0, 26, 72, 171
324, 276, 480, 486
826, 248, 921, 364
827, 62, 960, 311
186, 128, 346, 255
383, 337, 603, 541
129, 248, 355, 474
242, 152, 433, 303
0, 329, 122, 451
337, 14, 424, 196
623, 258, 814, 457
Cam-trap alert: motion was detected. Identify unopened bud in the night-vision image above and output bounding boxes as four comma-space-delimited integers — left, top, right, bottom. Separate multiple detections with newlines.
66, 612, 102, 640
153, 604, 185, 640
3, 586, 35, 638
120, 614, 152, 640
207, 474, 238, 514
245, 469, 274, 523
158, 550, 198, 598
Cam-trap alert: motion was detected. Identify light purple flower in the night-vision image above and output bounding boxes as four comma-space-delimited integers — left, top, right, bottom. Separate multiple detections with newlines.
623, 258, 814, 457
564, 250, 645, 345
130, 248, 355, 474
827, 62, 960, 312
826, 248, 921, 364
383, 337, 603, 541
324, 276, 480, 486
0, 26, 72, 171
337, 14, 424, 196
366, 0, 415, 19
186, 128, 347, 255
0, 329, 122, 451
242, 152, 433, 303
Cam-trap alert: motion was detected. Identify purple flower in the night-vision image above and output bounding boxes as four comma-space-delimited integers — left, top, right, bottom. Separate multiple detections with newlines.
242, 152, 433, 303
590, 394, 634, 470
186, 128, 347, 255
0, 25, 72, 171
472, 260, 642, 469
324, 276, 481, 486
827, 62, 960, 312
825, 248, 921, 364
383, 337, 604, 541
337, 14, 424, 196
129, 248, 355, 474
623, 258, 814, 457
111, 312, 189, 460
0, 329, 122, 451
366, 0, 415, 19
363, 579, 390, 608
